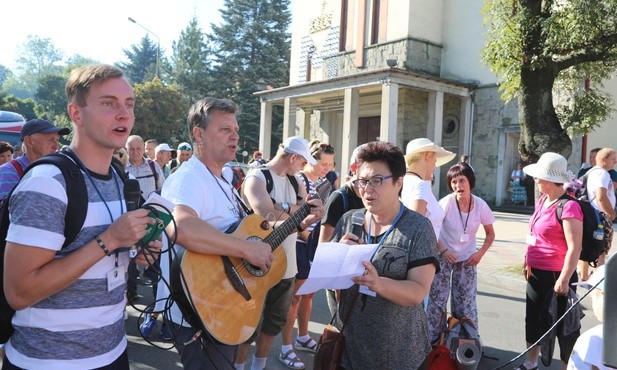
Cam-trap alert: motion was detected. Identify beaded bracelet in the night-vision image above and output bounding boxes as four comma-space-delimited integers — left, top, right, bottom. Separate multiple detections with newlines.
94, 235, 111, 256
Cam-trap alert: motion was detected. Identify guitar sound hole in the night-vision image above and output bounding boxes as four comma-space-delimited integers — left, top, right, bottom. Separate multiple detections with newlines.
245, 236, 268, 277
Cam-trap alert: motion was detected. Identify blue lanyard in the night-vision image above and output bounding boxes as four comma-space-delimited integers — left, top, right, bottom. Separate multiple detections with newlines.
366, 203, 405, 260
66, 147, 123, 223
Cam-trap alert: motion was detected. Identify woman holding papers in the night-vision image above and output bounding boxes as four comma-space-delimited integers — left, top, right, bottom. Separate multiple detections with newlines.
426, 162, 495, 344
330, 141, 439, 370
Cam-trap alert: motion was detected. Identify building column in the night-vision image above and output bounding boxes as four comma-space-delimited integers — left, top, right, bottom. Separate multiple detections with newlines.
300, 108, 311, 138
341, 88, 359, 184
380, 80, 399, 144
259, 100, 273, 159
459, 96, 472, 161
283, 97, 297, 139
427, 91, 444, 192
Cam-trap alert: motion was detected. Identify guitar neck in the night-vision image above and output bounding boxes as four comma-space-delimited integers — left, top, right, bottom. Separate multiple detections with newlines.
264, 203, 310, 251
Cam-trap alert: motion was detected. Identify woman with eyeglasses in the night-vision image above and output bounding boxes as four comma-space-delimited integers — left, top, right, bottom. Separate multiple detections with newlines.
330, 141, 438, 370
426, 162, 495, 344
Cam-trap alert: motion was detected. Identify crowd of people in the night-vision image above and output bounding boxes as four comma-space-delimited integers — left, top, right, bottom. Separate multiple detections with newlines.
0, 63, 614, 370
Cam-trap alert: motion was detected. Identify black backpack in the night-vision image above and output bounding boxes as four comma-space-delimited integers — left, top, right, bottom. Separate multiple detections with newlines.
0, 150, 126, 344
556, 193, 605, 267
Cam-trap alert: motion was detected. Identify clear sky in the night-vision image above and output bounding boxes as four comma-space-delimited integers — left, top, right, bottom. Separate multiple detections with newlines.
0, 0, 226, 72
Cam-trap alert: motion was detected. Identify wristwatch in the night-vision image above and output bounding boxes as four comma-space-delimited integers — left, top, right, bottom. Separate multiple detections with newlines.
281, 202, 290, 214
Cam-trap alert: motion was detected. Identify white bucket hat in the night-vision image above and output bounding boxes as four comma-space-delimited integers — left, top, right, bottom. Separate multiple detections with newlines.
523, 152, 571, 183
282, 136, 317, 165
405, 138, 456, 167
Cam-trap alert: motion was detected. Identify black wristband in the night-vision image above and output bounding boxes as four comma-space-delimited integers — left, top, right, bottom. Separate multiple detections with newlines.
297, 224, 306, 232
94, 235, 111, 257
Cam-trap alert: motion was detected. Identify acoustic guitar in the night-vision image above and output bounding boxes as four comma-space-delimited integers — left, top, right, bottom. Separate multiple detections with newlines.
171, 180, 332, 345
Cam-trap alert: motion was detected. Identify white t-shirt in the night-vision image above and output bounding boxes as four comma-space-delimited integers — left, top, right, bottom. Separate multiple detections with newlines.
401, 174, 445, 239
568, 324, 613, 370
244, 167, 299, 279
587, 167, 616, 212
157, 156, 244, 325
439, 193, 496, 262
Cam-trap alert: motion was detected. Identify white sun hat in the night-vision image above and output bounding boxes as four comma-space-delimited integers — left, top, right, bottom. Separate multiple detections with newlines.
405, 138, 456, 167
523, 152, 571, 183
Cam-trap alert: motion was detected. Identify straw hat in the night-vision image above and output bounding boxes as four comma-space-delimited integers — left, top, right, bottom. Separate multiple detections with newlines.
405, 138, 456, 167
523, 152, 571, 183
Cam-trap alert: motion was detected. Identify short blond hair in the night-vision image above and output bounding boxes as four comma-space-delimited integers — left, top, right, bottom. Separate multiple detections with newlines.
597, 148, 616, 166
405, 151, 433, 167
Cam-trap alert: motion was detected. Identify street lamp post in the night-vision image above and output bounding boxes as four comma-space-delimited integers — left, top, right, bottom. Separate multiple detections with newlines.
128, 17, 160, 78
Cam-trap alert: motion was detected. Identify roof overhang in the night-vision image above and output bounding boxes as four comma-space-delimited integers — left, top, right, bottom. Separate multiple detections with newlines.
255, 67, 477, 111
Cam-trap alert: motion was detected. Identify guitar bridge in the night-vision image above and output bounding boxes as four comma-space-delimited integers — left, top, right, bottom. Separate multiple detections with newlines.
222, 256, 252, 301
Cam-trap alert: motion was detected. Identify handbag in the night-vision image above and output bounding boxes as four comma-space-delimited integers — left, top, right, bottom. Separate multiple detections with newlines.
313, 292, 360, 370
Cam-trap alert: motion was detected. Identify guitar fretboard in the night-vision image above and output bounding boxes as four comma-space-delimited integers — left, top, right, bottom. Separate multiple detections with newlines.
262, 180, 331, 251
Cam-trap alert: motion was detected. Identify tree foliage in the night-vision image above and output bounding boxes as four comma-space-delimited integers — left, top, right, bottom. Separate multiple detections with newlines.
117, 36, 161, 84
209, 0, 291, 155
0, 65, 12, 90
171, 16, 212, 104
482, 0, 617, 162
132, 78, 188, 143
11, 35, 64, 98
34, 74, 71, 128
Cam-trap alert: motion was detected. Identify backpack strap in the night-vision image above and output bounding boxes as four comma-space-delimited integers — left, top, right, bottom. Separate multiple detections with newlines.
555, 193, 575, 225
260, 168, 301, 204
298, 172, 310, 195
21, 151, 88, 249
260, 168, 276, 204
9, 159, 24, 179
111, 157, 128, 183
146, 159, 159, 186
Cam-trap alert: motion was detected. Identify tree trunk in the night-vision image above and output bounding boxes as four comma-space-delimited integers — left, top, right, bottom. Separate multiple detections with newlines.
518, 66, 572, 163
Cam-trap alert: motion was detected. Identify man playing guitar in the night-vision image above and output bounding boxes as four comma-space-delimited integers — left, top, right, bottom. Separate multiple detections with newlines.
158, 97, 273, 369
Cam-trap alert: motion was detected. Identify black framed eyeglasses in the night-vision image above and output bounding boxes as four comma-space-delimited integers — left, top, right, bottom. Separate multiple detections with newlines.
352, 175, 394, 188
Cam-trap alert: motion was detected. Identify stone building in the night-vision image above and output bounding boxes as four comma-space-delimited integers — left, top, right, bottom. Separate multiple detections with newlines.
255, 0, 616, 205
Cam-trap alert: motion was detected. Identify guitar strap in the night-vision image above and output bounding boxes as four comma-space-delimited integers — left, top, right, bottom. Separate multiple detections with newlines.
233, 191, 253, 216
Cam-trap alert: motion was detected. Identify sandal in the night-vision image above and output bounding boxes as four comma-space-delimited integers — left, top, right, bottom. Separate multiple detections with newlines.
294, 337, 318, 353
279, 349, 305, 369
513, 364, 538, 370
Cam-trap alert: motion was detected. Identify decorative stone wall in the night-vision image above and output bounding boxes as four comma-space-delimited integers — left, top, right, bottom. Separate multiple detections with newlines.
322, 37, 442, 78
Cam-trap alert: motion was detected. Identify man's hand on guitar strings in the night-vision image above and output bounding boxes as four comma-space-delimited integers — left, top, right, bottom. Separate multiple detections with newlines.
304, 198, 325, 225
243, 239, 273, 271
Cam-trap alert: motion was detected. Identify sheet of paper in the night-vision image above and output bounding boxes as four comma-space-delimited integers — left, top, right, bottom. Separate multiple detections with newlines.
296, 242, 379, 295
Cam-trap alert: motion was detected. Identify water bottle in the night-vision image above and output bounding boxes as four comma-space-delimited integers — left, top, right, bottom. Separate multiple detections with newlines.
593, 224, 604, 240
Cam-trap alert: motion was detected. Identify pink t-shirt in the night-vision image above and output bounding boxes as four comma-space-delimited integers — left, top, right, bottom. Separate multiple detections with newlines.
526, 197, 583, 271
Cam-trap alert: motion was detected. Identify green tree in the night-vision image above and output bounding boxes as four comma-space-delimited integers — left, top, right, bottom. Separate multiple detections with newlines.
482, 0, 617, 162
0, 95, 37, 120
0, 65, 12, 91
171, 16, 213, 104
11, 35, 64, 98
209, 0, 291, 155
117, 36, 161, 84
34, 74, 71, 127
133, 78, 188, 142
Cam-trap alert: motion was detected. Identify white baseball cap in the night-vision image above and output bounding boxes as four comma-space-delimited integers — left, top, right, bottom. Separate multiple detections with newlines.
155, 143, 175, 153
282, 136, 317, 165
